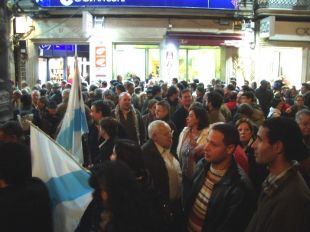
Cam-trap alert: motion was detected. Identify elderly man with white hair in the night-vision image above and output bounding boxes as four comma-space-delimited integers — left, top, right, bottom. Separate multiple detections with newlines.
142, 120, 183, 231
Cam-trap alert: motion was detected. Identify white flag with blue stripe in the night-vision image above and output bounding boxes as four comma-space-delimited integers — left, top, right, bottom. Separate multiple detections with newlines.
56, 56, 88, 164
31, 124, 92, 232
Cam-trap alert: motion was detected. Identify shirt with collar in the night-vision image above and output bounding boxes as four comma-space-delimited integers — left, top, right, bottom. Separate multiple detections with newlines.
154, 142, 182, 200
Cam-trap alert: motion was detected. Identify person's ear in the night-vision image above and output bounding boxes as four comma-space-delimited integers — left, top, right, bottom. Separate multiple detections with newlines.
100, 190, 108, 202
273, 140, 283, 155
226, 144, 235, 155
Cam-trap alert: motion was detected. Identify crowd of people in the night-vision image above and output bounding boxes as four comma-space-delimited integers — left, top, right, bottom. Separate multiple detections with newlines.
1, 75, 310, 232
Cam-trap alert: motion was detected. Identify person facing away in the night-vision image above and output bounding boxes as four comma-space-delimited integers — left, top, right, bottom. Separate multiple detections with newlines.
0, 142, 53, 232
88, 161, 152, 232
185, 123, 255, 232
246, 117, 310, 232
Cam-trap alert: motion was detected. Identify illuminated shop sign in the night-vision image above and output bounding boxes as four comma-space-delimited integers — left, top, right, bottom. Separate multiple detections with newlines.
35, 0, 237, 10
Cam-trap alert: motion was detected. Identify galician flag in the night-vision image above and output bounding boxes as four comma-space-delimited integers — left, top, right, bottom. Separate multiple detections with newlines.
56, 55, 89, 164
31, 124, 92, 232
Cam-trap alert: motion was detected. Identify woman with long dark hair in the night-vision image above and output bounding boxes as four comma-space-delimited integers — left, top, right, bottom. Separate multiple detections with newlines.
177, 105, 209, 205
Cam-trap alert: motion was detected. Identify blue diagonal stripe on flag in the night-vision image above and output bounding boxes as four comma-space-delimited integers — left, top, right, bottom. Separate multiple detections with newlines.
31, 124, 92, 232
46, 170, 91, 208
57, 108, 88, 151
56, 55, 89, 164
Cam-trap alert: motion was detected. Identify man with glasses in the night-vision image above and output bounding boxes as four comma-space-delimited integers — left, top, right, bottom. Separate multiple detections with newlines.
142, 120, 182, 232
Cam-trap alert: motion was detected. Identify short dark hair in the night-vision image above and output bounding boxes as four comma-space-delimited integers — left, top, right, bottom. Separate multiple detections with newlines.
172, 78, 178, 83
0, 142, 31, 185
241, 91, 256, 102
189, 105, 209, 130
89, 160, 140, 227
114, 139, 145, 177
211, 123, 240, 147
166, 85, 179, 98
270, 97, 282, 108
0, 121, 24, 141
157, 100, 170, 112
91, 100, 111, 117
116, 84, 126, 92
263, 117, 308, 161
147, 99, 158, 109
207, 91, 223, 109
100, 117, 119, 139
180, 88, 191, 97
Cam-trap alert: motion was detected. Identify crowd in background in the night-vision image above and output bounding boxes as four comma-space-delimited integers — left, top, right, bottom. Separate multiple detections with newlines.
1, 74, 310, 232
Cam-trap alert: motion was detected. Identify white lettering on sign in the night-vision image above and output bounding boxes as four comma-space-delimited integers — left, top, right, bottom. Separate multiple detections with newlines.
60, 0, 126, 7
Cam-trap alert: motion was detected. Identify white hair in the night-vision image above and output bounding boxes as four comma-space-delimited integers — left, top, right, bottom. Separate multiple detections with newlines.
148, 120, 170, 139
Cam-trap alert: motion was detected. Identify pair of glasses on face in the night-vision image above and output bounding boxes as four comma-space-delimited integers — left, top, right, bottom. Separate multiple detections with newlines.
162, 130, 174, 137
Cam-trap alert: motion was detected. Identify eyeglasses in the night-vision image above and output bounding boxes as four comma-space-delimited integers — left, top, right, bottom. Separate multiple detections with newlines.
162, 130, 174, 137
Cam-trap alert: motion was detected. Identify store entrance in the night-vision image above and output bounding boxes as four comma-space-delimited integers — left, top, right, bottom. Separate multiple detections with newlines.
113, 44, 160, 81
37, 44, 89, 84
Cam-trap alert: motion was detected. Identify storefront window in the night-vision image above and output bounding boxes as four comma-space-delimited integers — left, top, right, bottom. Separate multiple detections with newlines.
113, 44, 160, 81
257, 47, 302, 88
178, 46, 221, 85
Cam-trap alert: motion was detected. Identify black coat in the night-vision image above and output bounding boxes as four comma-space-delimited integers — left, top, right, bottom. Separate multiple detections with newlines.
172, 106, 188, 138
0, 177, 53, 232
185, 158, 256, 232
142, 140, 170, 202
142, 140, 184, 231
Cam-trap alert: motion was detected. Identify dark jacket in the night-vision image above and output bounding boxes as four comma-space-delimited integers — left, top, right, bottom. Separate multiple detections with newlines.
0, 177, 53, 232
185, 158, 256, 232
142, 140, 170, 202
87, 122, 104, 165
172, 106, 189, 138
142, 140, 183, 231
246, 167, 310, 232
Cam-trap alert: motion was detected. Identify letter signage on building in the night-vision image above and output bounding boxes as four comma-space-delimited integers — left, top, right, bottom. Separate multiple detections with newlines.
35, 0, 237, 10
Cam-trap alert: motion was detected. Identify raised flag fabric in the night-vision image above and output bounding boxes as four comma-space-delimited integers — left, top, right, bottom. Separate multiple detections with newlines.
31, 124, 92, 232
56, 56, 88, 164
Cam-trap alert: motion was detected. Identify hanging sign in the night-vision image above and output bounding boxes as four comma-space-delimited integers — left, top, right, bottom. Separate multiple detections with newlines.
35, 0, 237, 10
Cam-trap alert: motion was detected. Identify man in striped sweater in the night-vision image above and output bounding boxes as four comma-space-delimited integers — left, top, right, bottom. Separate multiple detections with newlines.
185, 123, 255, 232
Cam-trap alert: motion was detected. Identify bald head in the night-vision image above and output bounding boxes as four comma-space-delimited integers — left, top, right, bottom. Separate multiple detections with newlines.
119, 92, 132, 111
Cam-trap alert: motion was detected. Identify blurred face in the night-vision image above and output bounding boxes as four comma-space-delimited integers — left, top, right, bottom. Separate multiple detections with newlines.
119, 93, 131, 111
251, 127, 276, 165
204, 130, 233, 165
181, 92, 192, 108
240, 96, 252, 104
152, 124, 173, 149
149, 104, 157, 116
237, 122, 253, 144
298, 114, 310, 137
90, 105, 102, 122
127, 85, 134, 95
295, 96, 304, 107
37, 100, 45, 110
32, 92, 40, 105
171, 92, 179, 102
186, 110, 199, 128
47, 108, 57, 115
276, 101, 284, 110
155, 104, 168, 119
